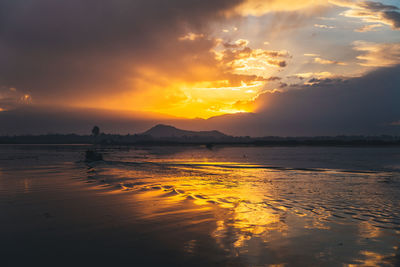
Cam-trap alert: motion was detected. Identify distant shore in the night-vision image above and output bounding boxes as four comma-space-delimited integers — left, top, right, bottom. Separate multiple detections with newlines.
1, 135, 400, 147
3, 124, 400, 146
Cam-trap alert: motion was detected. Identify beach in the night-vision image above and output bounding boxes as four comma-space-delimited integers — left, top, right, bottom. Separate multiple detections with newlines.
1, 145, 400, 266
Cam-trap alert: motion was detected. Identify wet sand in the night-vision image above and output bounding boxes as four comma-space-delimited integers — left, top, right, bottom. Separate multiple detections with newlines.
0, 149, 234, 266
1, 145, 400, 266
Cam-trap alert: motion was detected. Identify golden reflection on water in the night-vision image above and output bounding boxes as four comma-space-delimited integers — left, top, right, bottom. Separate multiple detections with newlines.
95, 161, 323, 250
2, 146, 400, 265
350, 250, 396, 266
89, 158, 399, 265
23, 178, 31, 193
358, 221, 381, 240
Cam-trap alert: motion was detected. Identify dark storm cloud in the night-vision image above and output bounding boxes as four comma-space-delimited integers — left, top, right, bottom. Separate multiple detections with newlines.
356, 0, 400, 29
202, 65, 400, 136
1, 66, 400, 135
383, 11, 400, 28
361, 1, 398, 11
362, 1, 400, 29
4, 65, 400, 136
0, 0, 242, 102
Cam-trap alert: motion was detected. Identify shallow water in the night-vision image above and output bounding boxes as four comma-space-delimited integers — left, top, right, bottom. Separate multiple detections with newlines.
1, 145, 400, 266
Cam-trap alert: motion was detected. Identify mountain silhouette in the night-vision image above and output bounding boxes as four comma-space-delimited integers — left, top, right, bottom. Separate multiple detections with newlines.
143, 124, 228, 139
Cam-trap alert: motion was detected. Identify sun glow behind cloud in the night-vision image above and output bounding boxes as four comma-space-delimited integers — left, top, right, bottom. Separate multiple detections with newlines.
73, 38, 287, 119
1, 0, 399, 121
88, 77, 266, 119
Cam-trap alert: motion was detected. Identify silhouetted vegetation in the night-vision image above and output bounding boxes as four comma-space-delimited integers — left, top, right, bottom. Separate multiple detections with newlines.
91, 126, 100, 137
1, 125, 400, 146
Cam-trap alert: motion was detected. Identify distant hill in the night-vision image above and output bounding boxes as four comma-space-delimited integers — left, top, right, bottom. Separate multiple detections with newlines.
142, 124, 228, 139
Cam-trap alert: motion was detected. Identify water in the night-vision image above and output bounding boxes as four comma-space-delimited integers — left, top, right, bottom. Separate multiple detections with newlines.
1, 145, 400, 266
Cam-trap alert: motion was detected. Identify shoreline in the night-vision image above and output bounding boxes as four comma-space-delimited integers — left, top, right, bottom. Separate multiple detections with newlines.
1, 140, 400, 147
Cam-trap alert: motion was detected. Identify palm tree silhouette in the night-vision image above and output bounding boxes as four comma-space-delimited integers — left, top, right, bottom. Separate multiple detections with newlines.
91, 126, 100, 137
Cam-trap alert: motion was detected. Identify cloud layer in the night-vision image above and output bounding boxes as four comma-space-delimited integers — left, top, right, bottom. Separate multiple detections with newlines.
0, 0, 242, 105
333, 0, 400, 29
1, 66, 399, 136
0, 0, 399, 135
204, 65, 400, 136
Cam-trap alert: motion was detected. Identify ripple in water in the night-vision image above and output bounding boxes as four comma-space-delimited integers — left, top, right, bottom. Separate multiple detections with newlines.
84, 146, 400, 266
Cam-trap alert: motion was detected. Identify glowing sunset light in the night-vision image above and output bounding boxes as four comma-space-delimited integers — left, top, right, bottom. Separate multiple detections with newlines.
79, 78, 266, 119
1, 1, 400, 266
0, 0, 399, 134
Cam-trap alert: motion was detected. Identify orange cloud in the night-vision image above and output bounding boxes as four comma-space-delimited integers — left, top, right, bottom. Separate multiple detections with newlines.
314, 57, 347, 65
178, 33, 205, 41
355, 23, 383, 32
232, 0, 330, 16
332, 0, 400, 30
304, 53, 320, 57
314, 24, 336, 29
292, 71, 335, 80
74, 37, 286, 119
353, 41, 400, 67
215, 40, 290, 78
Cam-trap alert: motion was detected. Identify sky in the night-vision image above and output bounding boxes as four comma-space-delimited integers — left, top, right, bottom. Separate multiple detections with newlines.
0, 0, 400, 135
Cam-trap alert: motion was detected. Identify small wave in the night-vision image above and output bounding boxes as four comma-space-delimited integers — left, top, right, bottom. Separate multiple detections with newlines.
97, 160, 396, 175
